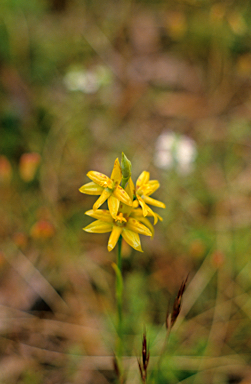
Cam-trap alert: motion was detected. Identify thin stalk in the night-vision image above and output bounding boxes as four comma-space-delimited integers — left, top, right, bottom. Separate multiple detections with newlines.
157, 326, 171, 373
115, 176, 127, 376
116, 235, 123, 359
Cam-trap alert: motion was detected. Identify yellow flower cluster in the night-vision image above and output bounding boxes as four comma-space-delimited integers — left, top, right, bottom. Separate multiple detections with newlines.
79, 157, 165, 252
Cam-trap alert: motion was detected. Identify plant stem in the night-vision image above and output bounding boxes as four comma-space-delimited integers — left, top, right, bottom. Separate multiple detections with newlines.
115, 176, 127, 374
116, 235, 123, 361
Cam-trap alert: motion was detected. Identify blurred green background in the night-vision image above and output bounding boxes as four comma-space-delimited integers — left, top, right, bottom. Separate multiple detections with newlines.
1, 0, 251, 383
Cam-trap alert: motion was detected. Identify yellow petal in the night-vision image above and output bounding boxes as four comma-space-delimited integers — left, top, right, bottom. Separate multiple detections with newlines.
108, 195, 120, 219
79, 182, 103, 195
85, 209, 113, 223
136, 217, 154, 236
83, 220, 112, 233
148, 179, 160, 188
113, 185, 132, 206
110, 158, 122, 184
108, 226, 123, 251
87, 171, 113, 189
93, 189, 111, 210
125, 177, 135, 201
130, 209, 155, 235
136, 171, 150, 188
137, 195, 149, 217
143, 195, 166, 209
122, 229, 143, 252
130, 208, 144, 217
126, 218, 152, 236
130, 208, 143, 218
131, 206, 162, 225
143, 180, 160, 196
143, 203, 159, 225
155, 213, 163, 222
148, 211, 158, 225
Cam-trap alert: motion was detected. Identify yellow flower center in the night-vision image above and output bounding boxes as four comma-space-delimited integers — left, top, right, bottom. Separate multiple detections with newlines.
114, 212, 127, 227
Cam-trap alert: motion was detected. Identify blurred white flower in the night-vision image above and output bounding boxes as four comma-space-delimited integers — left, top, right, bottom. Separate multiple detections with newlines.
154, 131, 197, 173
63, 65, 112, 94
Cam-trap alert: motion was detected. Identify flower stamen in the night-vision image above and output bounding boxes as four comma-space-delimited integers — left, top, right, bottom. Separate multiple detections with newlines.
115, 213, 127, 226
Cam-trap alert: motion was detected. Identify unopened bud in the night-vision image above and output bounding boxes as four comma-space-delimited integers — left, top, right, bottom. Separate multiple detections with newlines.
121, 152, 131, 187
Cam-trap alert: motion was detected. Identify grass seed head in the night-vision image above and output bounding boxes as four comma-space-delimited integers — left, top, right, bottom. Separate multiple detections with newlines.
138, 332, 150, 383
167, 274, 188, 329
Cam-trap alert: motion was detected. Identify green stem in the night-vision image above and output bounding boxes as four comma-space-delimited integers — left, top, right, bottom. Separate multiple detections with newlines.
116, 235, 123, 361
115, 175, 127, 373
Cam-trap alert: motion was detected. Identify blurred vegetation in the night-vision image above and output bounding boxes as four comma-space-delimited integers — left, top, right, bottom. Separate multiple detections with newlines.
1, 0, 251, 383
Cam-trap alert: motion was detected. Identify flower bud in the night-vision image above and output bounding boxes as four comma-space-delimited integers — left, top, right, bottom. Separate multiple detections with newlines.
121, 152, 131, 187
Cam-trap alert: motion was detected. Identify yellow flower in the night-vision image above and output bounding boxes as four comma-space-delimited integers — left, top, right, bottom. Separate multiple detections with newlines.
136, 171, 166, 208
83, 209, 152, 252
80, 155, 166, 253
79, 158, 132, 219
130, 208, 155, 236
126, 173, 165, 225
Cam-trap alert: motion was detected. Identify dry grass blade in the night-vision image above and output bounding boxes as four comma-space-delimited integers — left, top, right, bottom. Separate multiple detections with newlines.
113, 355, 125, 384
113, 355, 120, 379
167, 275, 189, 329
138, 333, 150, 383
